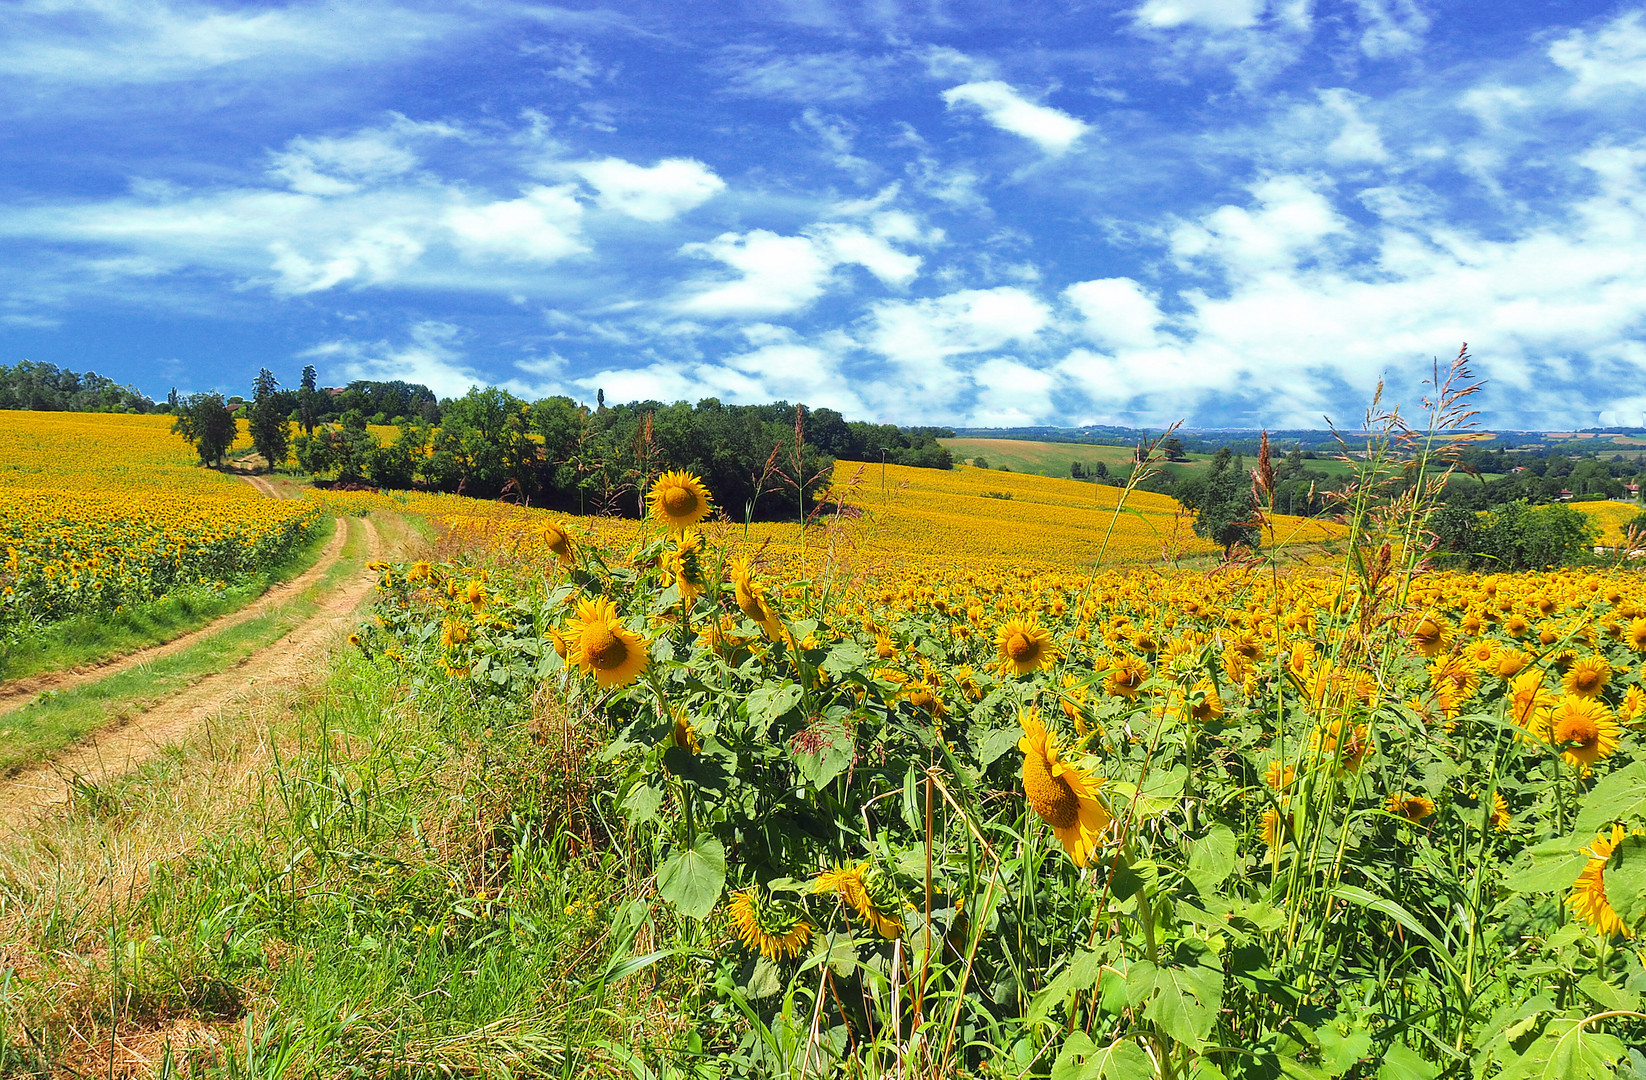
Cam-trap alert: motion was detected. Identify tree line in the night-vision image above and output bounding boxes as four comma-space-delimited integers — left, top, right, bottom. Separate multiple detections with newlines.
0, 361, 155, 413
171, 371, 954, 523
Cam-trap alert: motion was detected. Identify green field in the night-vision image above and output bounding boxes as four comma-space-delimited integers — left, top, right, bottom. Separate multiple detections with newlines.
939, 436, 1368, 482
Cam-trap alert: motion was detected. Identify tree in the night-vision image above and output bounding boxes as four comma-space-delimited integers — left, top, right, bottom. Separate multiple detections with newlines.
1177, 455, 1258, 557
1070, 461, 1085, 479
1161, 436, 1188, 462
972, 456, 989, 469
247, 368, 290, 471
171, 392, 237, 466
298, 364, 319, 435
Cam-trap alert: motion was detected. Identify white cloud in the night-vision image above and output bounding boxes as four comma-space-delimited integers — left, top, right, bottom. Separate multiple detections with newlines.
268, 117, 454, 196
941, 81, 1090, 155
0, 0, 456, 84
1549, 10, 1646, 99
1132, 0, 1267, 31
862, 286, 1052, 409
1169, 176, 1349, 276
714, 47, 895, 102
309, 321, 488, 400
573, 157, 725, 222
1319, 89, 1388, 164
677, 230, 834, 316
1063, 278, 1169, 350
970, 358, 1058, 426
1351, 0, 1431, 59
446, 185, 587, 262
271, 224, 425, 294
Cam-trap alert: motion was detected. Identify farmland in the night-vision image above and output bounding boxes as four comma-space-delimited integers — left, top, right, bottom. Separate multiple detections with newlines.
2, 409, 1644, 1080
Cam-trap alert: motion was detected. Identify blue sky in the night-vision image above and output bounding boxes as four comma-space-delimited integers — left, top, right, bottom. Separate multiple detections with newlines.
2, 0, 1644, 429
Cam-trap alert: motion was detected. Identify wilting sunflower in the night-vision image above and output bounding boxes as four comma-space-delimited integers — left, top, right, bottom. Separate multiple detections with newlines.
1104, 654, 1150, 700
727, 888, 812, 959
1547, 695, 1621, 773
730, 557, 783, 639
995, 617, 1056, 676
1385, 792, 1436, 823
1569, 825, 1633, 938
647, 469, 714, 530
668, 529, 708, 607
814, 861, 904, 939
541, 522, 575, 565
1562, 655, 1611, 699
565, 597, 649, 688
1018, 708, 1111, 867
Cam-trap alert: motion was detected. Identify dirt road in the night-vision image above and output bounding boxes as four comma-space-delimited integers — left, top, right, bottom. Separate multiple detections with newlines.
0, 514, 385, 831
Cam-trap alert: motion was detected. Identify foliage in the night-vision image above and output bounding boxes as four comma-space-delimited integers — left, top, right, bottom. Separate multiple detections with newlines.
247, 367, 291, 470
1435, 500, 1602, 571
0, 359, 155, 413
171, 392, 239, 467
1176, 453, 1260, 555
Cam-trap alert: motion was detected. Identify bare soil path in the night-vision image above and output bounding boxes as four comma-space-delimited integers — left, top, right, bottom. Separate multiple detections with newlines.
0, 514, 386, 831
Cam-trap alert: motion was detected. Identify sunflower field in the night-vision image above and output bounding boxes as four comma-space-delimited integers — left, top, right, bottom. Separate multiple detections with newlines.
351, 414, 1646, 1080
0, 412, 321, 632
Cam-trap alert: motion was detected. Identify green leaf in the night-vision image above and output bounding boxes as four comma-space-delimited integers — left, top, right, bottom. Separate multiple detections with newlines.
1495, 1017, 1627, 1080
620, 782, 661, 825
1051, 1033, 1155, 1080
1574, 760, 1646, 836
1026, 949, 1103, 1025
1315, 1022, 1373, 1077
745, 683, 802, 736
1606, 834, 1646, 928
821, 643, 866, 676
1187, 824, 1238, 892
790, 717, 853, 788
656, 837, 726, 919
1376, 1042, 1439, 1080
978, 723, 1024, 768
740, 956, 782, 1000
1501, 838, 1593, 895
1127, 956, 1223, 1047
1577, 974, 1639, 1014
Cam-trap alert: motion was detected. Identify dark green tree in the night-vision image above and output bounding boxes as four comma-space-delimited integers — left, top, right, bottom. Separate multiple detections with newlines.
1176, 454, 1258, 557
171, 392, 237, 466
246, 368, 290, 471
298, 364, 319, 435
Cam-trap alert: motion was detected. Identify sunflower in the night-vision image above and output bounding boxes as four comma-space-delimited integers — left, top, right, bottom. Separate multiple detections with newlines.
730, 557, 783, 639
1628, 617, 1646, 653
903, 679, 945, 718
995, 617, 1057, 676
1410, 614, 1449, 658
672, 709, 700, 754
1462, 638, 1499, 669
1385, 792, 1435, 823
1507, 670, 1554, 736
541, 521, 575, 565
727, 888, 812, 959
1104, 654, 1150, 700
1311, 717, 1372, 773
1620, 685, 1645, 725
1259, 807, 1286, 849
1186, 678, 1224, 723
814, 861, 905, 939
1562, 655, 1611, 699
565, 597, 649, 688
1547, 695, 1621, 773
1429, 656, 1479, 707
1490, 792, 1511, 832
668, 529, 708, 607
1060, 673, 1093, 735
647, 470, 713, 530
1568, 825, 1633, 938
1018, 708, 1111, 867
1494, 649, 1532, 679
1264, 759, 1297, 793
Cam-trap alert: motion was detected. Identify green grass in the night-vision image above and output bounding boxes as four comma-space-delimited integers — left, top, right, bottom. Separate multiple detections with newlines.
0, 623, 685, 1079
0, 516, 338, 685
0, 517, 365, 776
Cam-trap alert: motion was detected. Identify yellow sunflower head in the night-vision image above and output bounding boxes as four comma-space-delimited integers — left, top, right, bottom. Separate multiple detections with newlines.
1384, 792, 1435, 824
1548, 695, 1621, 774
1562, 655, 1611, 699
1104, 654, 1150, 700
1410, 614, 1449, 658
1018, 708, 1112, 868
727, 887, 812, 959
542, 521, 575, 565
995, 617, 1057, 676
647, 469, 714, 530
1568, 825, 1633, 938
566, 597, 649, 688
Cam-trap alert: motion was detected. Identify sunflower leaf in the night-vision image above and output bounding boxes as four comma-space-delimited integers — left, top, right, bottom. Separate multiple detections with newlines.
1605, 834, 1646, 927
1050, 1032, 1154, 1080
1187, 824, 1238, 893
657, 837, 726, 920
1375, 1043, 1439, 1080
1493, 1016, 1627, 1080
1574, 761, 1646, 836
1126, 954, 1222, 1048
1500, 838, 1593, 894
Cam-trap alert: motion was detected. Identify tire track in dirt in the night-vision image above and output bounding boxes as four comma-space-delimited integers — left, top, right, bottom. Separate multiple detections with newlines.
0, 515, 384, 831
0, 514, 349, 717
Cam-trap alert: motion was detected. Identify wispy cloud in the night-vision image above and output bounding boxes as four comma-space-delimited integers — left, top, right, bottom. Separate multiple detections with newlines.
941, 81, 1090, 154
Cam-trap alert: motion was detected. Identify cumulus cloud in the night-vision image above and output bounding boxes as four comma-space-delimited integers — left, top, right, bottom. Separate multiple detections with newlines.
308, 321, 489, 400
941, 81, 1090, 155
573, 157, 725, 222
861, 286, 1052, 408
1063, 278, 1169, 350
446, 185, 587, 262
1132, 0, 1267, 31
1548, 9, 1646, 99
268, 117, 456, 195
1319, 89, 1388, 164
